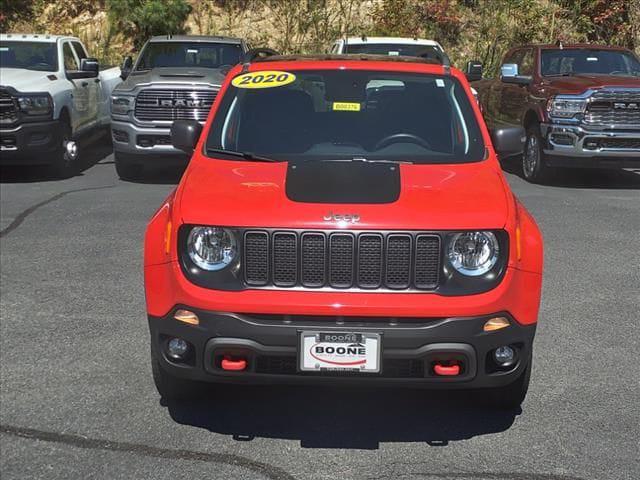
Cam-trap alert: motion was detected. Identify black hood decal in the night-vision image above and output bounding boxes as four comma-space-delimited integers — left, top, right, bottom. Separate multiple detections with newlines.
285, 161, 401, 204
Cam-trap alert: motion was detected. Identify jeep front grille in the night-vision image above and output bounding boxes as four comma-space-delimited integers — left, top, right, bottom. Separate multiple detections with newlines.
134, 88, 218, 122
0, 90, 18, 125
243, 230, 441, 291
585, 89, 640, 127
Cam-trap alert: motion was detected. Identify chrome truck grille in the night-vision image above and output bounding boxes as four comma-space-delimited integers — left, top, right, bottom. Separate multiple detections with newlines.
134, 89, 218, 122
0, 89, 18, 124
585, 89, 640, 127
243, 230, 441, 291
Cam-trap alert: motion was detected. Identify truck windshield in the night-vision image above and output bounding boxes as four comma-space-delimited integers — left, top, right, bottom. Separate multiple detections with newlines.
344, 43, 442, 61
0, 41, 58, 71
135, 42, 242, 70
207, 69, 485, 164
541, 49, 640, 76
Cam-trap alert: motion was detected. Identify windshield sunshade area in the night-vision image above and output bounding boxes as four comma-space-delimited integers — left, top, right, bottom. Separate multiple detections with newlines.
0, 41, 58, 72
207, 69, 485, 164
136, 42, 243, 70
541, 49, 640, 76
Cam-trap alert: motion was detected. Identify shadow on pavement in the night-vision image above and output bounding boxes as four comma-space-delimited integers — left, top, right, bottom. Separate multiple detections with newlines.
502, 156, 640, 189
166, 384, 518, 449
0, 136, 113, 184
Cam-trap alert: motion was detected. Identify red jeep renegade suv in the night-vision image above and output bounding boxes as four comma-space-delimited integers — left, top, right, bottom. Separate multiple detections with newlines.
144, 53, 543, 409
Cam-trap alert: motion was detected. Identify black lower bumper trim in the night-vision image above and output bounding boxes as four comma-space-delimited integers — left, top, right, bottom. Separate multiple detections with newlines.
0, 120, 61, 163
545, 154, 640, 169
149, 309, 536, 389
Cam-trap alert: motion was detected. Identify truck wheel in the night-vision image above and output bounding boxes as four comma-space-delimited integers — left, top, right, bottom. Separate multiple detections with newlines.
115, 152, 143, 181
151, 352, 207, 401
481, 360, 532, 410
522, 125, 552, 184
49, 118, 78, 179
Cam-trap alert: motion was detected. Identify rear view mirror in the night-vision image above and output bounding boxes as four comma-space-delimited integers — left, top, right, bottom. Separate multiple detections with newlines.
465, 60, 483, 82
490, 126, 526, 158
171, 120, 203, 155
121, 56, 133, 80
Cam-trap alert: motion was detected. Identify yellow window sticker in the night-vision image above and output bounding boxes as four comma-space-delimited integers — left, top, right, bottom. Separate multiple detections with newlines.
332, 102, 361, 112
231, 71, 296, 89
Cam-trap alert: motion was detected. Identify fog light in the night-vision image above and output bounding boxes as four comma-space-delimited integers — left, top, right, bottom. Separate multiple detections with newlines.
493, 345, 515, 367
167, 337, 189, 360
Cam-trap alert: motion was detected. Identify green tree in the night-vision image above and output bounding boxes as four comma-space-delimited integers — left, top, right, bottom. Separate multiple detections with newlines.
107, 0, 192, 49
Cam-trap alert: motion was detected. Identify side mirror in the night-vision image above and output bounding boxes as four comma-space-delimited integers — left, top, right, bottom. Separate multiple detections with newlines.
121, 56, 133, 80
500, 63, 532, 85
80, 57, 99, 76
171, 120, 203, 155
465, 60, 483, 82
490, 126, 526, 158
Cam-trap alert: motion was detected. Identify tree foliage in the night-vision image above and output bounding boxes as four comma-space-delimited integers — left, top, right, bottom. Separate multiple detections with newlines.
106, 0, 192, 48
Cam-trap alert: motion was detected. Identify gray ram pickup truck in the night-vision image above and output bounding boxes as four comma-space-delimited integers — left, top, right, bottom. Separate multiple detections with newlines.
110, 35, 248, 179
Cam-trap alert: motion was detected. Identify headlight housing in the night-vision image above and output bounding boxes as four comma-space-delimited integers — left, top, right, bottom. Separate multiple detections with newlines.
17, 94, 52, 115
547, 96, 587, 119
187, 226, 237, 271
447, 231, 499, 276
111, 95, 134, 115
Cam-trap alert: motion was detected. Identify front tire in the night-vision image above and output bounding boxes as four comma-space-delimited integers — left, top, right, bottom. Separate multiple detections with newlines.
151, 352, 207, 401
48, 117, 78, 179
115, 152, 143, 181
522, 124, 553, 184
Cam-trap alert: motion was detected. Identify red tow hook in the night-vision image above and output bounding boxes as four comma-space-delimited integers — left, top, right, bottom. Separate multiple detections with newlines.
434, 363, 460, 376
221, 356, 247, 371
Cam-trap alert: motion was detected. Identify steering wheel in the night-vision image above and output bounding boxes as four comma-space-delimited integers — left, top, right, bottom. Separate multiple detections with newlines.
374, 133, 432, 151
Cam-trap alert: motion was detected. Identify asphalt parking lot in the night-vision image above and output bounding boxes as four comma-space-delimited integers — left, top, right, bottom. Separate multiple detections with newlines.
1, 147, 639, 480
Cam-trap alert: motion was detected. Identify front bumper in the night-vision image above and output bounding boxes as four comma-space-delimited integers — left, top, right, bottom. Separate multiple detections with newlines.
541, 123, 640, 166
0, 120, 61, 164
149, 309, 535, 388
111, 119, 184, 156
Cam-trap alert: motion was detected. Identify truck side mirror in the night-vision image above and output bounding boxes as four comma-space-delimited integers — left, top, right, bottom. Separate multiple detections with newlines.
490, 126, 526, 158
171, 120, 203, 155
80, 57, 99, 76
121, 56, 133, 80
500, 63, 532, 85
465, 60, 483, 82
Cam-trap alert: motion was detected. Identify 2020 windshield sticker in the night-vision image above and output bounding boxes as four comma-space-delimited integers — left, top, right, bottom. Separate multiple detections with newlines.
231, 71, 296, 89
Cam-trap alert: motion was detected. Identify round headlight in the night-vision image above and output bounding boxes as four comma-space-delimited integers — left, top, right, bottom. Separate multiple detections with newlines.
448, 231, 499, 276
187, 226, 237, 271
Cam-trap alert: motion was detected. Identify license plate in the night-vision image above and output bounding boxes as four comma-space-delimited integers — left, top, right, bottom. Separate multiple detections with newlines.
299, 331, 381, 373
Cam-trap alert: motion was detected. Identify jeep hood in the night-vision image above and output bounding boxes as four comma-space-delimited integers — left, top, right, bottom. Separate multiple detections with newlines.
0, 68, 56, 92
116, 67, 227, 91
544, 74, 640, 95
178, 158, 510, 231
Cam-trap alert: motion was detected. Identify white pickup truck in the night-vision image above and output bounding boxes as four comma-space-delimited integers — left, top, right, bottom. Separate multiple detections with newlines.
0, 34, 121, 177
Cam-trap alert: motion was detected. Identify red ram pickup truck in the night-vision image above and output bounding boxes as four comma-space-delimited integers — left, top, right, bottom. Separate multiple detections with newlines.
144, 52, 543, 410
473, 43, 640, 183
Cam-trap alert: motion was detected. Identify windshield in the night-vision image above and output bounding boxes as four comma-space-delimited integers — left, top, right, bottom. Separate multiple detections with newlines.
0, 41, 58, 71
207, 69, 485, 164
135, 42, 243, 70
541, 49, 640, 76
344, 43, 442, 61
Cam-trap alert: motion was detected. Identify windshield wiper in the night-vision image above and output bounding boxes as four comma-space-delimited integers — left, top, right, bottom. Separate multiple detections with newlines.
320, 157, 414, 165
205, 148, 282, 163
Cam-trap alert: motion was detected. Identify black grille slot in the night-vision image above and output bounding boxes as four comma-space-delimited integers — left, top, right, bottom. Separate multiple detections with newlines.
414, 235, 440, 289
329, 234, 355, 288
385, 235, 412, 288
0, 90, 18, 124
357, 234, 383, 288
272, 232, 297, 286
244, 232, 269, 285
301, 233, 326, 287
